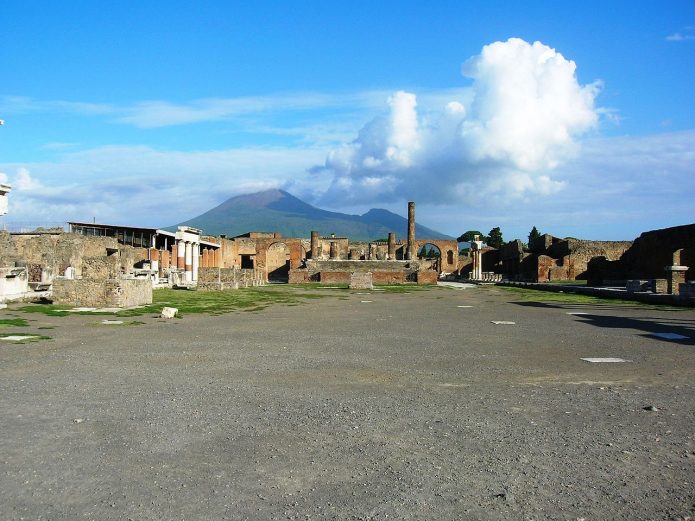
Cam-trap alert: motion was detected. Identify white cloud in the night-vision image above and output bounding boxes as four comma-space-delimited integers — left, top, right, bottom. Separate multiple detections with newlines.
666, 31, 695, 41
315, 38, 601, 206
0, 145, 326, 227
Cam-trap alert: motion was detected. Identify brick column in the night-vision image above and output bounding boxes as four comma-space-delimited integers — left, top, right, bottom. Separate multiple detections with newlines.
176, 240, 185, 270
310, 231, 319, 259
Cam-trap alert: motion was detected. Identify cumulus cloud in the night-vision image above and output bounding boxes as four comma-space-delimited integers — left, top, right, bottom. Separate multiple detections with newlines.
314, 38, 601, 206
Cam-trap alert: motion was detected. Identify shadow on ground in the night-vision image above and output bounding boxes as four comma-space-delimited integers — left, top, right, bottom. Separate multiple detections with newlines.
512, 301, 695, 346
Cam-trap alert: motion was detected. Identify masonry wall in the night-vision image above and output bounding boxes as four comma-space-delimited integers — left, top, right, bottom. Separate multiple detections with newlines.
619, 224, 695, 280
52, 278, 152, 307
2, 232, 148, 280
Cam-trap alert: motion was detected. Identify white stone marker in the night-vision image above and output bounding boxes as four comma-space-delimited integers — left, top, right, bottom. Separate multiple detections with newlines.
491, 321, 515, 325
581, 357, 631, 363
0, 335, 39, 341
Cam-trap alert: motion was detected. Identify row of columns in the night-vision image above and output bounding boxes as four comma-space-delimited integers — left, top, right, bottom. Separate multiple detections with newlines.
175, 240, 199, 282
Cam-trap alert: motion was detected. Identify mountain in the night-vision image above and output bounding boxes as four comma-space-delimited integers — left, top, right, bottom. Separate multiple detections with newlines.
171, 189, 453, 241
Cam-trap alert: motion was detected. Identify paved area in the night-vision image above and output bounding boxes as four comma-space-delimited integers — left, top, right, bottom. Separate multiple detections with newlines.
1, 285, 694, 520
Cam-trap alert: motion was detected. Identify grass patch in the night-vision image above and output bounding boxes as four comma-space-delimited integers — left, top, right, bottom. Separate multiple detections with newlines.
0, 318, 30, 328
18, 305, 79, 317
117, 286, 329, 316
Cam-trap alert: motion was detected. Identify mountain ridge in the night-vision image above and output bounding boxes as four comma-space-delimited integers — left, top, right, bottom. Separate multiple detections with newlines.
171, 189, 453, 241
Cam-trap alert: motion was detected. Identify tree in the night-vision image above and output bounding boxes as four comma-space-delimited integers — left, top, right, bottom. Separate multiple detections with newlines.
486, 227, 503, 249
528, 226, 541, 251
456, 230, 484, 243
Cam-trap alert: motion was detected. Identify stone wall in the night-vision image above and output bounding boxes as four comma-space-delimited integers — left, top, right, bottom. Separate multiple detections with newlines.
619, 224, 695, 280
82, 256, 121, 279
495, 234, 633, 282
52, 278, 152, 307
586, 224, 695, 285
196, 267, 264, 290
2, 232, 145, 280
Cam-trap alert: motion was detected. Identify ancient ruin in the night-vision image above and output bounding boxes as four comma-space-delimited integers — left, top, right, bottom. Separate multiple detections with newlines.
1, 187, 693, 306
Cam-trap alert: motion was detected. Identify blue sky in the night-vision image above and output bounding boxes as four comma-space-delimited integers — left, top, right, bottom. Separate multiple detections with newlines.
0, 0, 693, 241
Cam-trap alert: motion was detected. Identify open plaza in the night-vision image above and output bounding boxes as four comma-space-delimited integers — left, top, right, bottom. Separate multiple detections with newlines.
1, 283, 693, 520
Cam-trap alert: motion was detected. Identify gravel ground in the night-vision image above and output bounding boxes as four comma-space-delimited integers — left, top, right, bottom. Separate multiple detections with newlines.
1, 284, 694, 520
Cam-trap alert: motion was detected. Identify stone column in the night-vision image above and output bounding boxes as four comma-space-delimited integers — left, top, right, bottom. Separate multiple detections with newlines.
310, 231, 319, 259
406, 202, 415, 260
471, 235, 484, 280
185, 242, 193, 282
388, 232, 396, 260
192, 242, 200, 281
330, 241, 338, 259
176, 240, 185, 270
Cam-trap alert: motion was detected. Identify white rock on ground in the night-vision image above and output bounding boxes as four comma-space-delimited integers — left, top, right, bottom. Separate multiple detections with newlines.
161, 307, 178, 319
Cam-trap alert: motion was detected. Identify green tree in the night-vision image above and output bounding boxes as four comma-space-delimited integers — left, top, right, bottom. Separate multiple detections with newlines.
528, 226, 541, 251
486, 227, 504, 249
456, 230, 484, 243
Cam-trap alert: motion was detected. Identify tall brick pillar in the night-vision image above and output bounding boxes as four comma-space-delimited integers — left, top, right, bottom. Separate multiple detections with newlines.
406, 202, 415, 260
176, 240, 185, 270
666, 249, 688, 295
329, 241, 338, 259
310, 231, 319, 259
388, 232, 396, 260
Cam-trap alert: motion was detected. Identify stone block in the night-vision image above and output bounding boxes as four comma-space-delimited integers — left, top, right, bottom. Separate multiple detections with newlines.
161, 307, 178, 319
349, 272, 373, 290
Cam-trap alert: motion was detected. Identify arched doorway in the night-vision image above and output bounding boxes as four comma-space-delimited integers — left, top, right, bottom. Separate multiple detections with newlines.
418, 243, 441, 271
267, 242, 290, 281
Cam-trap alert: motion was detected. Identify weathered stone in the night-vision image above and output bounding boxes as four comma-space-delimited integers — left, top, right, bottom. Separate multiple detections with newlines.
349, 272, 373, 290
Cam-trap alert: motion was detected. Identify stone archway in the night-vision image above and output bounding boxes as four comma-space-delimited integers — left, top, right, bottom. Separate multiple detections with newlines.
266, 242, 290, 281
412, 239, 459, 274
418, 243, 442, 271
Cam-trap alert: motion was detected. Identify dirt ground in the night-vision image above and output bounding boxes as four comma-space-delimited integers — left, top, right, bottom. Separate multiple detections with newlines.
1, 284, 694, 520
